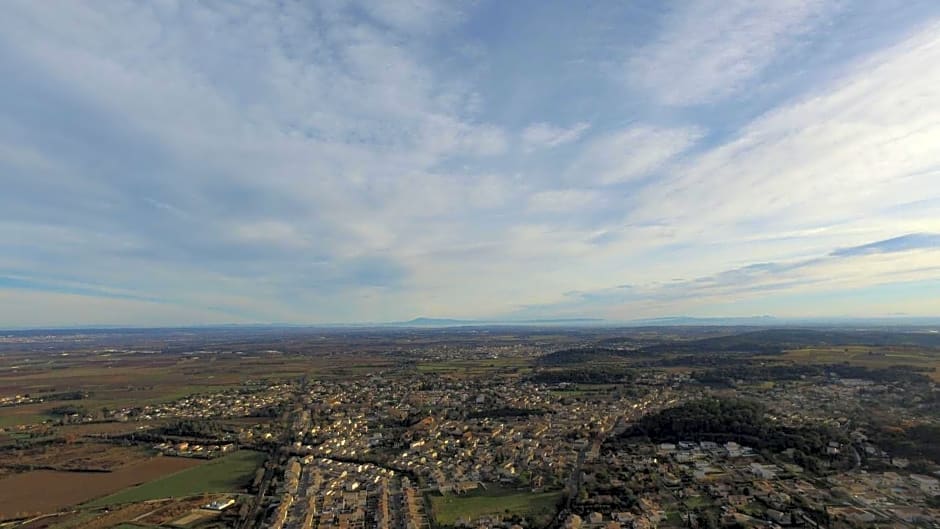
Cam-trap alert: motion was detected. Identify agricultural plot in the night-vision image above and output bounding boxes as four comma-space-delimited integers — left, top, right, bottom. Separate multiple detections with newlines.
87, 450, 264, 506
0, 442, 148, 471
0, 407, 52, 428
428, 486, 561, 527
0, 456, 202, 520
0, 351, 321, 419
781, 346, 940, 381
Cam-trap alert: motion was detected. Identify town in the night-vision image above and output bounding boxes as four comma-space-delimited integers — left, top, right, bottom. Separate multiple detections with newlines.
0, 326, 938, 529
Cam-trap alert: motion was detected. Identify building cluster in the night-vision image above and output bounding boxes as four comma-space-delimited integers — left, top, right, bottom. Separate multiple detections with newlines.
579, 438, 940, 529
282, 374, 669, 496
0, 394, 40, 407
152, 440, 236, 458
256, 365, 691, 529
54, 383, 295, 425
268, 456, 428, 529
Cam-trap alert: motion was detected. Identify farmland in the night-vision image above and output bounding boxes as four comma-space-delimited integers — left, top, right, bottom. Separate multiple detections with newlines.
87, 450, 265, 506
427, 487, 562, 527
779, 345, 940, 381
415, 357, 533, 376
0, 442, 148, 471
0, 325, 938, 528
0, 412, 50, 428
0, 456, 202, 520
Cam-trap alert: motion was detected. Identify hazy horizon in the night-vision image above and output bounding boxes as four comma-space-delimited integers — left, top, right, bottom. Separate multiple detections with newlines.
3, 1, 940, 327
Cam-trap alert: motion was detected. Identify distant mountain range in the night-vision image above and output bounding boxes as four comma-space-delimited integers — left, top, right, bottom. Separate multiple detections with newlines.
538, 327, 940, 365
4, 315, 940, 333
387, 315, 940, 328
625, 316, 779, 326
386, 317, 607, 327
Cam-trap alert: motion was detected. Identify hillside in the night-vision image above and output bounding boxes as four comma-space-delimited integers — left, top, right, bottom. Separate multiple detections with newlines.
540, 328, 940, 364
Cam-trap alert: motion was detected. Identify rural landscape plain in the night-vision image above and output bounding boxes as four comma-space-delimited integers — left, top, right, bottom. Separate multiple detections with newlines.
3, 0, 940, 528
1, 325, 939, 528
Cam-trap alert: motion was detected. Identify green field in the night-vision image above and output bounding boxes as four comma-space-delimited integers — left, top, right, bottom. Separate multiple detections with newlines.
87, 450, 265, 506
0, 413, 51, 428
428, 488, 561, 526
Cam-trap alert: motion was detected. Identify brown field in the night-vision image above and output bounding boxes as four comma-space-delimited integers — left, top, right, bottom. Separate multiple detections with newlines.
0, 442, 149, 471
0, 350, 393, 424
0, 456, 202, 520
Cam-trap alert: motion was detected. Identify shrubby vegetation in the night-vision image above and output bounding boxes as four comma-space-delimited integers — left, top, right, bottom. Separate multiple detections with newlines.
530, 367, 636, 385
538, 347, 626, 365
47, 404, 88, 417
692, 363, 932, 387
618, 397, 847, 456
869, 423, 940, 464
548, 329, 940, 364
159, 419, 224, 438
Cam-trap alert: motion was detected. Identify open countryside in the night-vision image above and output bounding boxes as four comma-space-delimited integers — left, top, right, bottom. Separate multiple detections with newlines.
0, 456, 201, 519
88, 450, 265, 506
2, 1, 940, 528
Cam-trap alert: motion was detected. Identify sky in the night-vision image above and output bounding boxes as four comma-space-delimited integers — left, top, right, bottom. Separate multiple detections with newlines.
2, 0, 940, 327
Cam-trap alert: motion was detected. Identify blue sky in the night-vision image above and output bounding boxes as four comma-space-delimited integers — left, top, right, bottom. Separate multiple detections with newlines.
2, 0, 940, 327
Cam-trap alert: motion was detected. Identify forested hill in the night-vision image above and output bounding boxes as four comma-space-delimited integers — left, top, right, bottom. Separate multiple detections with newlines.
639, 328, 940, 354
539, 328, 940, 364
538, 347, 625, 365
613, 397, 847, 455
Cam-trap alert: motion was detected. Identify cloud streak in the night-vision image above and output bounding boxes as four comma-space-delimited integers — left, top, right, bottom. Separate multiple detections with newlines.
518, 234, 940, 319
1, 1, 939, 326
626, 0, 837, 105
521, 122, 590, 151
832, 233, 940, 257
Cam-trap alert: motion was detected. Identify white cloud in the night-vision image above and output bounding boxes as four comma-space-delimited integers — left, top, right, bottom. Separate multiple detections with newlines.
231, 221, 309, 250
518, 244, 940, 321
627, 0, 837, 105
521, 121, 590, 151
629, 21, 940, 243
355, 0, 465, 35
1, 2, 938, 325
527, 189, 603, 213
569, 125, 702, 185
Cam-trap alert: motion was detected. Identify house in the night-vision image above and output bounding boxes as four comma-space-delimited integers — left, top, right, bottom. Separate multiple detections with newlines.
205, 498, 236, 511
727, 495, 750, 507
767, 509, 791, 525
658, 443, 677, 453
639, 499, 665, 522
564, 514, 583, 529
749, 463, 778, 479
455, 481, 479, 494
